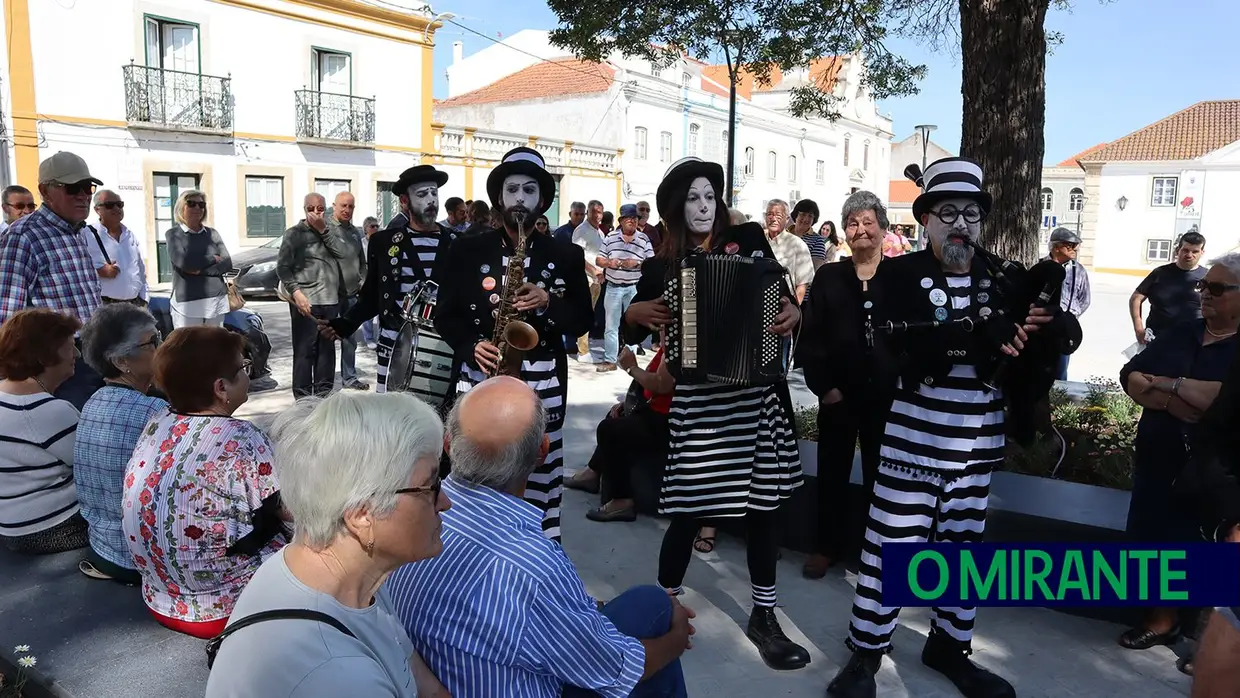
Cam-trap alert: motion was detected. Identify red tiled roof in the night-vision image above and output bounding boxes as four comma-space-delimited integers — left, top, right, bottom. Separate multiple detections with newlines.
700, 65, 753, 100
889, 180, 921, 204
436, 58, 615, 107
1079, 100, 1240, 162
702, 57, 844, 101
1055, 143, 1108, 167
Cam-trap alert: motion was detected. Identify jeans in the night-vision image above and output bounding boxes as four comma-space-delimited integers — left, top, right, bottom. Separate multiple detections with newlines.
290, 302, 341, 397
1056, 353, 1070, 381
340, 296, 360, 384
603, 284, 638, 363
362, 318, 377, 345
55, 353, 104, 411
562, 585, 688, 698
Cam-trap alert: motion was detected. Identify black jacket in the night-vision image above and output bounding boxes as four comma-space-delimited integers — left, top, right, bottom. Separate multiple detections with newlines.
1189, 338, 1240, 540
330, 220, 458, 337
434, 227, 593, 377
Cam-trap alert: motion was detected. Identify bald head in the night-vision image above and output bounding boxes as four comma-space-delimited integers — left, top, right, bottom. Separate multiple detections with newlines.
447, 377, 548, 493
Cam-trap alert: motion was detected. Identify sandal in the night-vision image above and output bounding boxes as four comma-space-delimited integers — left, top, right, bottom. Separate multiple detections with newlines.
1118, 625, 1180, 650
79, 559, 114, 581
693, 533, 716, 554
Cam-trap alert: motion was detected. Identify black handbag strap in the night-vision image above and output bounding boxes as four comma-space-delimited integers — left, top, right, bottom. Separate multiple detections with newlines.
205, 609, 356, 669
86, 225, 113, 265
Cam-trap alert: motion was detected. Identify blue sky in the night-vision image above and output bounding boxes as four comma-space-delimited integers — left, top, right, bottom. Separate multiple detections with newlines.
429, 0, 1240, 165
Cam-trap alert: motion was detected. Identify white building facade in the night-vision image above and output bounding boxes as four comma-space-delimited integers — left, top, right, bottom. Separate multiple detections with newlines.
0, 0, 621, 284
438, 31, 894, 226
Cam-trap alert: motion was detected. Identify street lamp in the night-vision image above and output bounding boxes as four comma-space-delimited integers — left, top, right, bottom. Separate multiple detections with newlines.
423, 10, 456, 43
1117, 195, 1128, 212
914, 124, 937, 243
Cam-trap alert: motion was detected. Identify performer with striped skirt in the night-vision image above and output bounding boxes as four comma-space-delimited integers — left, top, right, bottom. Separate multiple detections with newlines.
827, 157, 1080, 698
623, 157, 810, 672
324, 166, 459, 395
434, 147, 593, 543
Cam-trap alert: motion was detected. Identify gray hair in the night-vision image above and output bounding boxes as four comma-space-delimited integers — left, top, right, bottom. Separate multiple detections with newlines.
570, 201, 586, 212
447, 391, 547, 491
92, 189, 120, 206
79, 303, 159, 379
766, 199, 789, 216
269, 392, 445, 548
362, 216, 379, 228
1209, 252, 1240, 281
840, 190, 890, 230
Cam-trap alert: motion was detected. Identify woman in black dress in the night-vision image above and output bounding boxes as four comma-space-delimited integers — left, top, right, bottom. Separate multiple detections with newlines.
622, 157, 809, 671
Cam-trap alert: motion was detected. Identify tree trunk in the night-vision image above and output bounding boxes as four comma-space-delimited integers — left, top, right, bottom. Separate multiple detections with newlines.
958, 0, 1049, 266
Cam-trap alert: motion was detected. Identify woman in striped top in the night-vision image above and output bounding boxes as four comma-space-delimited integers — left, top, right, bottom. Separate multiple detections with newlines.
0, 308, 89, 554
622, 157, 810, 672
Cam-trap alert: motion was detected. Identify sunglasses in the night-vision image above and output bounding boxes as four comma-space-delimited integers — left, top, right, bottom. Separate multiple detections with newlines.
186, 200, 207, 210
1196, 279, 1240, 296
4, 202, 36, 211
54, 182, 96, 196
98, 201, 125, 210
306, 206, 326, 213
137, 331, 163, 349
395, 476, 442, 502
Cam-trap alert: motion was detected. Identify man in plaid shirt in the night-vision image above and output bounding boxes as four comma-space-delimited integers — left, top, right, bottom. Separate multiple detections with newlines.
0, 151, 106, 408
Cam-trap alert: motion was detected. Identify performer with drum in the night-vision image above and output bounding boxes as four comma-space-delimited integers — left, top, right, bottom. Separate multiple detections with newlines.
621, 157, 810, 672
322, 166, 460, 399
826, 157, 1080, 698
433, 147, 593, 543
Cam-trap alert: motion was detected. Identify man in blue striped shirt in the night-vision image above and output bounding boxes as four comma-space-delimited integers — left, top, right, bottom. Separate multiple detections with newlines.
387, 377, 692, 698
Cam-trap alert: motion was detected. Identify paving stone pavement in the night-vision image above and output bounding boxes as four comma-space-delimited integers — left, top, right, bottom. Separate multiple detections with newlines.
231, 297, 1190, 698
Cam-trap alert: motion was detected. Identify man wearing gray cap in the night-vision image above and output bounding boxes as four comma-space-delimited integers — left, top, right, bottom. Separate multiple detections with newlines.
596, 203, 654, 372
1048, 227, 1090, 380
0, 151, 107, 408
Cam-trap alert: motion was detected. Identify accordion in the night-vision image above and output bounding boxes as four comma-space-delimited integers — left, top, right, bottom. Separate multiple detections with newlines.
662, 253, 792, 386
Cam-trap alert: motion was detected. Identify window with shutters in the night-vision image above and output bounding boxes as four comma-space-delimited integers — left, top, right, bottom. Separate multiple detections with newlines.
744, 147, 755, 176
152, 171, 200, 283
843, 135, 850, 166
688, 123, 699, 155
245, 176, 286, 238
815, 160, 825, 184
634, 127, 648, 159
659, 131, 672, 162
788, 155, 797, 183
767, 151, 776, 180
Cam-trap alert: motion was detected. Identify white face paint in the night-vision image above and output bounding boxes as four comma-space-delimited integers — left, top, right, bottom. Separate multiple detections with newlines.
684, 176, 716, 235
501, 174, 540, 230
404, 183, 440, 227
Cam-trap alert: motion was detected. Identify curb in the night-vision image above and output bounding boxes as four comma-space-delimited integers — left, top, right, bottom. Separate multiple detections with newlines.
0, 651, 69, 698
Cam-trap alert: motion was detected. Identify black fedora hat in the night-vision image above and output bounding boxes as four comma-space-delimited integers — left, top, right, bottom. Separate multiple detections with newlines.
911, 156, 993, 220
792, 199, 820, 224
486, 147, 556, 216
656, 157, 725, 222
392, 165, 449, 196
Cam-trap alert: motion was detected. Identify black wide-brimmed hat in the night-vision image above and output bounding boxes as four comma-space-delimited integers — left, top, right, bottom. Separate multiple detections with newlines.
911, 157, 993, 220
792, 199, 820, 224
486, 147, 556, 216
656, 157, 725, 222
392, 165, 449, 196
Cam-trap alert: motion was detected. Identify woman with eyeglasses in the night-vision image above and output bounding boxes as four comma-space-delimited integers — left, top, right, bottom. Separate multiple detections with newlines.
0, 309, 89, 554
123, 326, 287, 639
1117, 252, 1240, 660
75, 303, 169, 584
165, 190, 232, 328
535, 214, 550, 234
204, 391, 450, 698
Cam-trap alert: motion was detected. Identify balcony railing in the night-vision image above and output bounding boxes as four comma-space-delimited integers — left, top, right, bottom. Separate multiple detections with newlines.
122, 62, 233, 133
295, 90, 375, 145
433, 125, 621, 174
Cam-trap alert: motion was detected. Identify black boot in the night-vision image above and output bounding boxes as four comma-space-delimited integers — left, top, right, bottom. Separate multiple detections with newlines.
746, 606, 811, 670
826, 649, 882, 698
921, 627, 1015, 698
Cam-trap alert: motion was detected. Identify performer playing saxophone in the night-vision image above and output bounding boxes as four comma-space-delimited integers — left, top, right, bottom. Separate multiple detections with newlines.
434, 147, 593, 542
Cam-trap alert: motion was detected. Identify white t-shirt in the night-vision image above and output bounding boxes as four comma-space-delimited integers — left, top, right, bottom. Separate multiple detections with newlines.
572, 222, 605, 283
85, 223, 149, 301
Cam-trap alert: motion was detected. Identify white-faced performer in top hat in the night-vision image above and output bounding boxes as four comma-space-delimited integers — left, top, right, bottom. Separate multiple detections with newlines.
433, 147, 593, 542
622, 157, 811, 672
827, 157, 1080, 698
323, 165, 460, 394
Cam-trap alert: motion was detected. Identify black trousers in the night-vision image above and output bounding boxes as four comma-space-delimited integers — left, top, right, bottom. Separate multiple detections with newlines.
290, 302, 341, 398
586, 408, 669, 500
658, 508, 780, 605
814, 392, 888, 560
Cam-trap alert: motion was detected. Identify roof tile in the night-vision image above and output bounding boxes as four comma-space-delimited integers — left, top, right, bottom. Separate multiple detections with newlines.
1079, 100, 1240, 162
889, 179, 921, 204
436, 58, 615, 107
1055, 142, 1108, 167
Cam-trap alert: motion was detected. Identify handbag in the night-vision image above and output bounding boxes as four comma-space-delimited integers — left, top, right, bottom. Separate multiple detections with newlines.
226, 280, 246, 312
205, 609, 355, 669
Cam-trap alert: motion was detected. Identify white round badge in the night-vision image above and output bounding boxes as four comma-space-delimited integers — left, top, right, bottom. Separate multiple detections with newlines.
920, 277, 933, 289
929, 288, 948, 307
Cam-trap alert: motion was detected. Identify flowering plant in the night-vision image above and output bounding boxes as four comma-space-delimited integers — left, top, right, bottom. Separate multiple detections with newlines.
1, 644, 37, 697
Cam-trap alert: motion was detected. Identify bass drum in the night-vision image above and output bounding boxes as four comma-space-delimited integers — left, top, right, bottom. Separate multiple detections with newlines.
386, 323, 418, 394
385, 323, 455, 408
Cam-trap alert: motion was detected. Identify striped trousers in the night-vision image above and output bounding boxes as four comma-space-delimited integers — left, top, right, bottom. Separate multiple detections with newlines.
847, 462, 991, 651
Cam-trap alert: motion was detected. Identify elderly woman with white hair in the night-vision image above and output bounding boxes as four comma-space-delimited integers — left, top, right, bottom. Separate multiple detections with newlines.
204, 391, 451, 698
164, 189, 231, 328
75, 303, 168, 584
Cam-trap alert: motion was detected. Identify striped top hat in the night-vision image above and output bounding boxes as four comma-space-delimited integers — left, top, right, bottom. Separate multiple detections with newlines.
911, 156, 993, 220
486, 146, 556, 217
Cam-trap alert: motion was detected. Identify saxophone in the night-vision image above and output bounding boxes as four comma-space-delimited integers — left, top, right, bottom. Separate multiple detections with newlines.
490, 212, 539, 377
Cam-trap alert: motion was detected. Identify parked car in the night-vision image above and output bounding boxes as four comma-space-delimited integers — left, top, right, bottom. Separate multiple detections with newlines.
230, 237, 282, 298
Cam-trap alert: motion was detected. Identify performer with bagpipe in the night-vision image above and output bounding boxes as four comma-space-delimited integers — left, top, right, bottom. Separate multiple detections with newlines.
321, 166, 460, 403
433, 147, 593, 543
826, 157, 1083, 698
622, 157, 810, 672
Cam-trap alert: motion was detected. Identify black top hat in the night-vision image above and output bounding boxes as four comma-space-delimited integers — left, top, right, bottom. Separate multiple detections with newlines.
392, 165, 449, 196
486, 147, 556, 216
911, 157, 993, 220
791, 199, 820, 224
656, 157, 725, 222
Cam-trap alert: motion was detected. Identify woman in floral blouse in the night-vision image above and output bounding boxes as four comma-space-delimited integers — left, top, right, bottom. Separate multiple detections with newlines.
122, 326, 287, 639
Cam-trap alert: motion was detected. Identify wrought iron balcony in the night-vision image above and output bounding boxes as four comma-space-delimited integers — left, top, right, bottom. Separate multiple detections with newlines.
294, 90, 375, 145
122, 62, 233, 133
